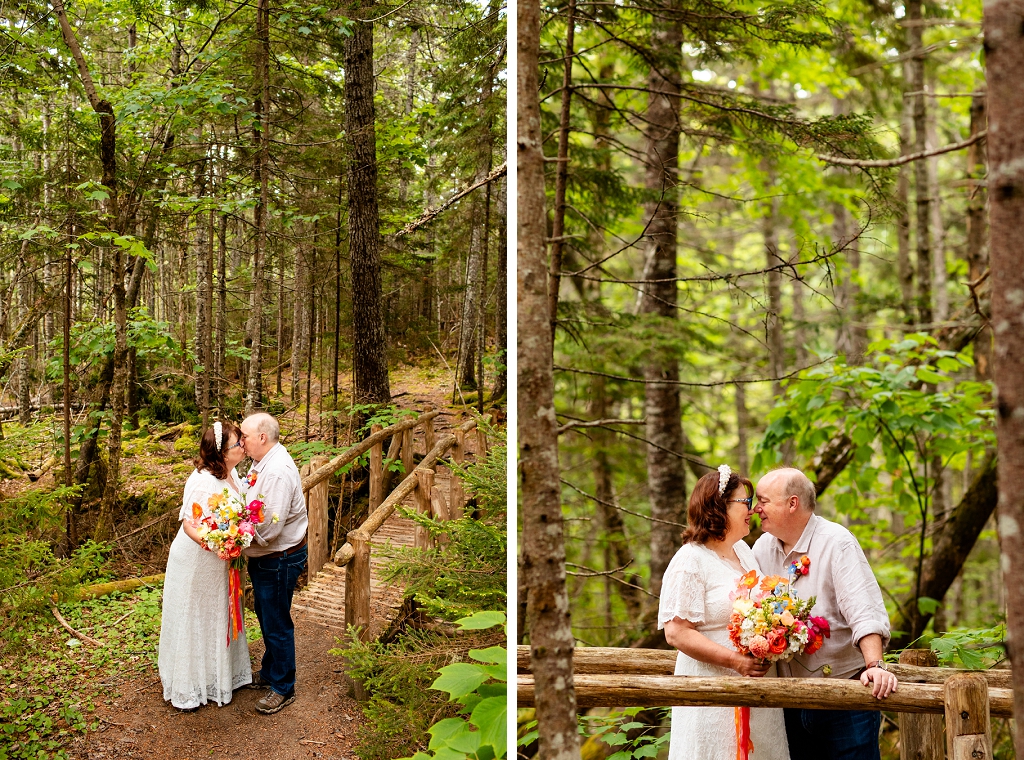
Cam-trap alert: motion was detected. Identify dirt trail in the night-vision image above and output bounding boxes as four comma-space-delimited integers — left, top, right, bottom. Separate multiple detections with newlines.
70, 610, 359, 760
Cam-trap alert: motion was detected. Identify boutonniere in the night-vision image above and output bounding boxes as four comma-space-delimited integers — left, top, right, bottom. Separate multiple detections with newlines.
246, 471, 258, 488
788, 555, 811, 578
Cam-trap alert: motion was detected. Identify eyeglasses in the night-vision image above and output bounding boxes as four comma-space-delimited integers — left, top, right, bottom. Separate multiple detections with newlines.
729, 498, 754, 511
228, 440, 244, 450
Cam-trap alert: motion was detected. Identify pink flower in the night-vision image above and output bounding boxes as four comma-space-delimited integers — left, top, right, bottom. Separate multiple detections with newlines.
809, 616, 831, 638
239, 521, 254, 535
749, 635, 770, 659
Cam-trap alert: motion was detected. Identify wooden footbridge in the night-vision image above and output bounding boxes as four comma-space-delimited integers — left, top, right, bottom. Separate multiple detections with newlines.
293, 408, 487, 640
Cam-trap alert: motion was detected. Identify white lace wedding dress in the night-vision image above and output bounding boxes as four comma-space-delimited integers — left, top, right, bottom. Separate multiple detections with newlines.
158, 469, 252, 709
658, 541, 790, 760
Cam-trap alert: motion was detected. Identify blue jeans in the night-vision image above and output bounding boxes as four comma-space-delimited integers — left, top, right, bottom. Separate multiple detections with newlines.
248, 546, 307, 696
784, 708, 881, 760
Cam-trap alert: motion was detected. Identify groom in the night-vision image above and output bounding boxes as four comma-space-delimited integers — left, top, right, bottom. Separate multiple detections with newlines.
752, 467, 898, 760
241, 412, 308, 715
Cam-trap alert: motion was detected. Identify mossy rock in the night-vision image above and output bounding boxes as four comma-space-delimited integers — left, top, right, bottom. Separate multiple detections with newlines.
173, 435, 198, 456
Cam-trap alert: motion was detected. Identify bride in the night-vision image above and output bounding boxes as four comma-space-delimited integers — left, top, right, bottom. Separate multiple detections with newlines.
658, 466, 789, 760
158, 420, 253, 710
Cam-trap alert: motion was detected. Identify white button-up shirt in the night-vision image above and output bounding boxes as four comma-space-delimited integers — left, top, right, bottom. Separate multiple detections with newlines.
242, 442, 308, 557
752, 513, 890, 680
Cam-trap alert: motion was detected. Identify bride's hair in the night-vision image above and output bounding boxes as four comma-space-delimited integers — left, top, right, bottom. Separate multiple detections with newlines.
680, 470, 753, 545
195, 420, 243, 480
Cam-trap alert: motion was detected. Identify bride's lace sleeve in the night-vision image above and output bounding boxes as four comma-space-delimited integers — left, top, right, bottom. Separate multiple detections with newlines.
178, 471, 218, 522
657, 546, 707, 630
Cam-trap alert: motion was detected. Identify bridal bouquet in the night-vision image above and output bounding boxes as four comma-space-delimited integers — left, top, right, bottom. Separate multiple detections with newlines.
728, 559, 830, 760
192, 488, 265, 561
191, 488, 266, 644
727, 558, 830, 664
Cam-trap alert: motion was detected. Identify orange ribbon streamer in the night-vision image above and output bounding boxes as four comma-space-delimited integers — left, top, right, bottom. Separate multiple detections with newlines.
734, 706, 753, 760
227, 564, 244, 646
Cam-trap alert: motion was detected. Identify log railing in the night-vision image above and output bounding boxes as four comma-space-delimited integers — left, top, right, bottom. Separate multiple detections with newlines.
300, 410, 481, 642
517, 647, 1003, 759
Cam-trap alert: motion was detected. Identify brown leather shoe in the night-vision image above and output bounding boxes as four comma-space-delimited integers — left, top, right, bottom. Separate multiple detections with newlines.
255, 689, 295, 714
243, 671, 267, 690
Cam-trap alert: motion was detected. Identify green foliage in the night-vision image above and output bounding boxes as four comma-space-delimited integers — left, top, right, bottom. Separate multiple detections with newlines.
519, 708, 670, 760
334, 434, 506, 760
352, 404, 417, 436
401, 613, 507, 760
927, 625, 1006, 670
0, 487, 109, 651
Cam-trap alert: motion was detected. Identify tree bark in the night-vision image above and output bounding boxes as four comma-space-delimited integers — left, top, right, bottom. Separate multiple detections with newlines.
897, 85, 915, 325
245, 0, 271, 416
639, 4, 685, 598
493, 174, 507, 401
965, 94, 990, 382
547, 0, 576, 340
764, 193, 784, 395
518, 0, 581, 753
907, 0, 932, 328
925, 79, 949, 324
194, 161, 211, 428
345, 1, 391, 407
984, 0, 1024, 751
291, 243, 309, 402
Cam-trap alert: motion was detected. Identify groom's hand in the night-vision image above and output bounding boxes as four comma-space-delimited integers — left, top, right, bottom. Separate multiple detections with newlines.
860, 666, 898, 698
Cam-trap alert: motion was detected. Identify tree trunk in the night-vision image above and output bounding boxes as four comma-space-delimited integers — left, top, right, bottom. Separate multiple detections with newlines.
985, 0, 1024, 751
897, 84, 915, 325
292, 243, 308, 402
926, 80, 949, 324
16, 253, 32, 426
194, 163, 211, 428
834, 201, 867, 364
546, 0, 576, 340
345, 0, 391, 406
965, 94, 990, 382
216, 213, 227, 395
907, 0, 932, 328
764, 194, 784, 395
245, 0, 271, 416
639, 4, 685, 599
493, 174, 507, 401
518, 0, 581, 752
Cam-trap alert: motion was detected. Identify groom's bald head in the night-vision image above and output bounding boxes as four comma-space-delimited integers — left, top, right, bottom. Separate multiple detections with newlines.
241, 412, 280, 461
763, 468, 816, 512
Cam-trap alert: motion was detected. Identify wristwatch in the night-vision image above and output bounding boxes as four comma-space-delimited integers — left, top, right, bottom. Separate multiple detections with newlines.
872, 660, 887, 671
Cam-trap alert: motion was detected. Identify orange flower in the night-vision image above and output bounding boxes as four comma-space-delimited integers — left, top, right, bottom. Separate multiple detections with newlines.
759, 575, 788, 593
191, 502, 203, 520
737, 569, 759, 589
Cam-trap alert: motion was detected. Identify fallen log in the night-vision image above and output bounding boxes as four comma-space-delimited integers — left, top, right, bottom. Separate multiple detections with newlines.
77, 574, 165, 600
515, 673, 1013, 717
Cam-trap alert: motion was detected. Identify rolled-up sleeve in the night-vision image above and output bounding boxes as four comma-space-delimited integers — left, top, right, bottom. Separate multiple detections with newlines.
833, 538, 891, 649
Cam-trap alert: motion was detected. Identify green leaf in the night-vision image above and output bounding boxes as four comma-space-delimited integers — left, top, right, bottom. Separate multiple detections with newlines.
431, 663, 489, 699
470, 697, 506, 756
917, 596, 940, 615
469, 646, 507, 667
455, 611, 506, 630
915, 368, 946, 385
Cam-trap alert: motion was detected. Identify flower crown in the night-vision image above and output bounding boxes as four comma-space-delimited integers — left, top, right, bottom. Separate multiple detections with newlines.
214, 421, 223, 451
717, 464, 731, 496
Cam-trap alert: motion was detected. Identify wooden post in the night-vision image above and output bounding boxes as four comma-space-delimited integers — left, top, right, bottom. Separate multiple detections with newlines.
476, 425, 487, 460
369, 424, 383, 509
449, 428, 465, 519
402, 428, 414, 477
424, 414, 436, 454
414, 469, 434, 549
431, 485, 450, 522
944, 673, 992, 760
345, 528, 372, 640
304, 455, 330, 581
899, 649, 943, 760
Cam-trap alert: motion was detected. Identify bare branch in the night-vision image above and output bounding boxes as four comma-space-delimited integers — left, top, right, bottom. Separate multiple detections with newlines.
818, 131, 986, 168
558, 418, 645, 434
391, 163, 506, 240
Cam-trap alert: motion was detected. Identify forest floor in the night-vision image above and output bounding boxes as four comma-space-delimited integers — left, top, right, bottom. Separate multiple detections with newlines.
1, 360, 495, 760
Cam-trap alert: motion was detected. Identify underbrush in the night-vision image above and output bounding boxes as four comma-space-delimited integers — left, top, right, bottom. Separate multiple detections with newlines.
334, 435, 507, 760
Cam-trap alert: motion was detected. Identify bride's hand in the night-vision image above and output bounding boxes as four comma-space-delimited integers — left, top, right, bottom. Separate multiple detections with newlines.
733, 654, 771, 678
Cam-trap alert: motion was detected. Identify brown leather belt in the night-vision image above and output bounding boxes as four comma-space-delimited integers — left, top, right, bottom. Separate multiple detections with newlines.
261, 536, 307, 560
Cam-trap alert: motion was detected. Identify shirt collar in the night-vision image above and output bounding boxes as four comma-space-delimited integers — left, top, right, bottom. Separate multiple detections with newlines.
790, 513, 819, 555
252, 442, 282, 472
